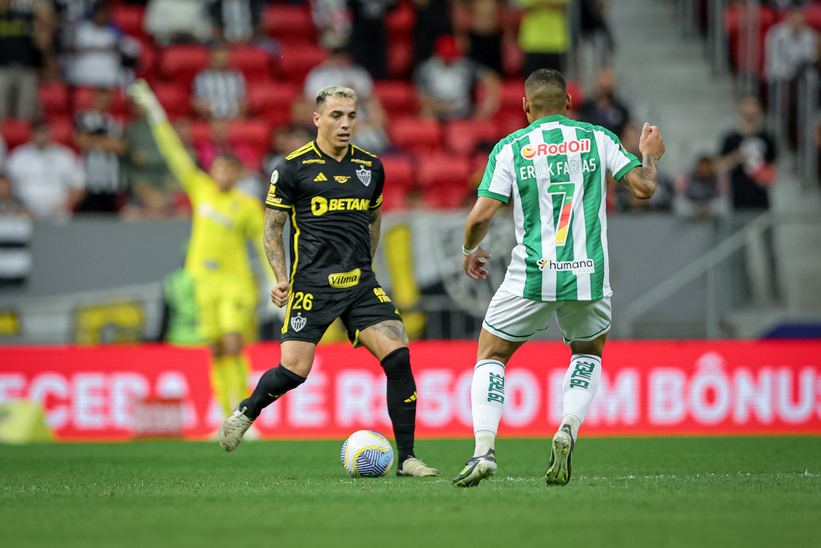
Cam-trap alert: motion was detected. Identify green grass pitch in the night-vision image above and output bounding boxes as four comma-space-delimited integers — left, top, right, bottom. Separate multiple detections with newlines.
2, 437, 820, 548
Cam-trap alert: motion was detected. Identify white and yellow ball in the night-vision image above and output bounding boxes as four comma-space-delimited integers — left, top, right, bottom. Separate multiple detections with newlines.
340, 430, 394, 478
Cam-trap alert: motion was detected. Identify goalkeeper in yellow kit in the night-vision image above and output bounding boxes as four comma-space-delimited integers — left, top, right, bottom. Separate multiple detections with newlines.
129, 80, 276, 418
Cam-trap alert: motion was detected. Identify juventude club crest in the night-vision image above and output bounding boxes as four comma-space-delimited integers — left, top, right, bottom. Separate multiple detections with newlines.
356, 166, 371, 186
290, 313, 307, 332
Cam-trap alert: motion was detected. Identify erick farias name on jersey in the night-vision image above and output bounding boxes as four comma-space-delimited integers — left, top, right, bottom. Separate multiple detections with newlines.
265, 140, 384, 292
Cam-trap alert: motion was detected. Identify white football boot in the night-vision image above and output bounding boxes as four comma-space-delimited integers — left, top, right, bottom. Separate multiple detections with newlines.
452, 449, 497, 487
397, 457, 439, 477
218, 405, 253, 452
545, 424, 574, 486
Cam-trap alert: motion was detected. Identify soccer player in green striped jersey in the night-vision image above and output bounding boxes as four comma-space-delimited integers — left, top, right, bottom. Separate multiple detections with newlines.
452, 69, 665, 488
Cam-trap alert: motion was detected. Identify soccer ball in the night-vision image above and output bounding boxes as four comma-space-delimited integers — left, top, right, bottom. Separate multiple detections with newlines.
340, 430, 394, 478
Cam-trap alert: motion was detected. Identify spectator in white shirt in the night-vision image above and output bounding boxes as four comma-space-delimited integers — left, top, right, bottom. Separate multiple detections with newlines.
192, 41, 247, 119
67, 2, 141, 89
765, 6, 817, 83
6, 120, 85, 218
303, 44, 390, 151
144, 0, 213, 46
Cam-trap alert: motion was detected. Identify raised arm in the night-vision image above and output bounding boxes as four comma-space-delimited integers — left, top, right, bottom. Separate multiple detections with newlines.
369, 206, 382, 257
264, 207, 291, 308
462, 196, 504, 279
128, 80, 200, 194
619, 123, 665, 200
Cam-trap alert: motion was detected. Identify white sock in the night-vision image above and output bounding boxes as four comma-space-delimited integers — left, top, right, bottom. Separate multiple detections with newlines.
561, 354, 602, 441
471, 359, 505, 457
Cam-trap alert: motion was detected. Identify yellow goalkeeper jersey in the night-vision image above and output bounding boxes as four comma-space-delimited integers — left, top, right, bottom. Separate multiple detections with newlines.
149, 121, 274, 288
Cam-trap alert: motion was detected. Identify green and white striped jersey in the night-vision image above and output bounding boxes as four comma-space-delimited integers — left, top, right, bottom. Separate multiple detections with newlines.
478, 114, 640, 301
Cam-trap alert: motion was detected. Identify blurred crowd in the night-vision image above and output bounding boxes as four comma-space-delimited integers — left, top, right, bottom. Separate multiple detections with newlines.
0, 0, 809, 226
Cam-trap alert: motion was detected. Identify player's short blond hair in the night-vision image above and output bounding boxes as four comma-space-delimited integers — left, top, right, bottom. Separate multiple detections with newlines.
316, 86, 357, 112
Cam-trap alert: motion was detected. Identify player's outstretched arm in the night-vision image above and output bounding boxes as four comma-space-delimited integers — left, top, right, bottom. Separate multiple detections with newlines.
128, 80, 199, 193
369, 207, 382, 257
620, 122, 665, 200
264, 208, 291, 307
462, 196, 503, 279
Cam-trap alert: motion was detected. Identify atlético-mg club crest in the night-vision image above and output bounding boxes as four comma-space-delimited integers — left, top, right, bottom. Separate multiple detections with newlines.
290, 314, 306, 332
356, 166, 371, 186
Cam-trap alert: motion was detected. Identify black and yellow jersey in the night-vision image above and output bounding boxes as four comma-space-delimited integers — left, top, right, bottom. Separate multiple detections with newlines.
266, 140, 385, 292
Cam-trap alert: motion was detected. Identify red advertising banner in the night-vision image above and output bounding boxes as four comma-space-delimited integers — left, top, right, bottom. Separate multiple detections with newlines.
1, 341, 820, 441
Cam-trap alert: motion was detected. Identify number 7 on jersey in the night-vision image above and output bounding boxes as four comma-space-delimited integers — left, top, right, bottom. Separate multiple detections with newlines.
547, 182, 576, 246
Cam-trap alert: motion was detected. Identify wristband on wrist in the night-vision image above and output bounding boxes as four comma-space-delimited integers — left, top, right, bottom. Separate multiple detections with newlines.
462, 245, 478, 256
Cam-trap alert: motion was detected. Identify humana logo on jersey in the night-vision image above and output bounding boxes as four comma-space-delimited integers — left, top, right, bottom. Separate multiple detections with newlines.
537, 258, 596, 275
521, 139, 591, 160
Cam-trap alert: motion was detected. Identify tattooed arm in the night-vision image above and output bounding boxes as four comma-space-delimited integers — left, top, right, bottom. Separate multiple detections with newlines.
264, 208, 291, 307
369, 206, 382, 257
620, 122, 665, 200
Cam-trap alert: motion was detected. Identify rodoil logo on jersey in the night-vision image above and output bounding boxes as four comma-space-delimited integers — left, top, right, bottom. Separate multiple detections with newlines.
537, 258, 596, 275
521, 139, 591, 160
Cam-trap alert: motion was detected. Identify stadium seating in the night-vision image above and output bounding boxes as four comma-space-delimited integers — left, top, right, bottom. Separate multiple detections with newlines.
279, 44, 327, 84
160, 45, 210, 88
72, 87, 130, 118
444, 120, 498, 155
422, 185, 469, 209
388, 37, 415, 79
388, 118, 441, 153
264, 5, 316, 44
1, 119, 32, 149
38, 84, 69, 122
379, 186, 408, 211
111, 5, 148, 42
248, 81, 298, 127
227, 119, 271, 157
417, 154, 471, 189
153, 83, 190, 119
230, 47, 271, 84
374, 81, 418, 118
380, 155, 415, 190
48, 117, 75, 149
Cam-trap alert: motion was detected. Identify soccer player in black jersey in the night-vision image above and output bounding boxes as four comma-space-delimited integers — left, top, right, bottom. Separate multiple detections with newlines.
218, 86, 439, 477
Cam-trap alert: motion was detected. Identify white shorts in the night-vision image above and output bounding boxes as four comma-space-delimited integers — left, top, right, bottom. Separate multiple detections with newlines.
483, 288, 612, 344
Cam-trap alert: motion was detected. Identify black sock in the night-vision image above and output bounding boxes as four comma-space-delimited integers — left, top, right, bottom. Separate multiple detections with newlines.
381, 347, 416, 463
241, 364, 305, 420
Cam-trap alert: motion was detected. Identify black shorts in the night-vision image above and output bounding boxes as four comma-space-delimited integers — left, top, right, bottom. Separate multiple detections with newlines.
280, 282, 402, 346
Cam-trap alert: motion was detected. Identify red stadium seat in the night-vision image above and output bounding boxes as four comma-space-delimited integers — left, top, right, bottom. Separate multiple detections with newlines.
279, 44, 327, 84
1, 119, 32, 149
423, 185, 469, 209
374, 81, 417, 118
48, 117, 75, 149
389, 117, 441, 154
417, 153, 471, 188
135, 41, 157, 80
379, 185, 408, 211
386, 4, 416, 36
380, 155, 415, 190
230, 47, 270, 83
160, 45, 210, 88
264, 5, 316, 43
228, 119, 271, 157
153, 83, 190, 119
248, 81, 298, 127
723, 3, 776, 75
112, 5, 148, 41
38, 83, 69, 121
444, 120, 497, 155
502, 42, 524, 79
190, 121, 211, 144
72, 87, 130, 118
566, 81, 584, 106
388, 37, 414, 79
499, 79, 526, 110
